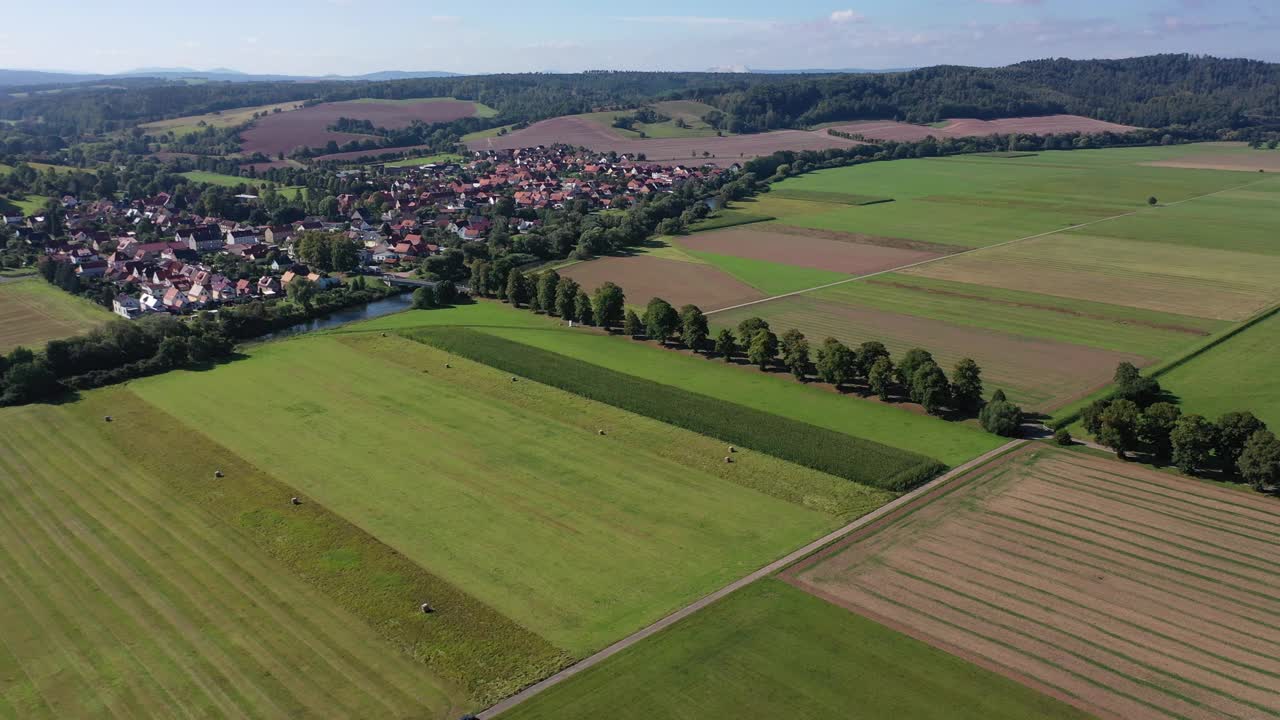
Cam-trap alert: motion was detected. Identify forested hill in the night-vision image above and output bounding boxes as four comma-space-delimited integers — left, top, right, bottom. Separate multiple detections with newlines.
1, 54, 1277, 139
709, 55, 1280, 132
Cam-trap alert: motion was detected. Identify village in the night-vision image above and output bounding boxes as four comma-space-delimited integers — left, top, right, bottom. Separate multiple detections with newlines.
4, 145, 729, 320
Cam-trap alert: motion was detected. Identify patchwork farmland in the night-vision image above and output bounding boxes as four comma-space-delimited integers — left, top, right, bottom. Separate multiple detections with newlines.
565, 143, 1280, 411
787, 447, 1280, 720
240, 98, 491, 157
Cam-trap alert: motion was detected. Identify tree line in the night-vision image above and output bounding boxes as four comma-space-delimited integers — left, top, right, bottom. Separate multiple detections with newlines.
1080, 363, 1280, 493
465, 269, 1026, 435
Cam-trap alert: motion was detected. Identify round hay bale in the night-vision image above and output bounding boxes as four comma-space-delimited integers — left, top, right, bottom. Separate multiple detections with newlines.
104, 416, 113, 422
598, 429, 607, 436
381, 333, 387, 337
728, 446, 736, 453
724, 456, 733, 464
445, 363, 452, 369
421, 602, 433, 614
291, 497, 301, 506
511, 376, 518, 382
213, 470, 224, 478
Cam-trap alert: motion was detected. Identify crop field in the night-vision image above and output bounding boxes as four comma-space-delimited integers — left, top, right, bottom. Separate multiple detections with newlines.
139, 101, 307, 137
576, 102, 723, 140
0, 278, 112, 353
0, 398, 467, 719
381, 152, 463, 168
503, 579, 1091, 720
1159, 309, 1280, 428
558, 254, 765, 310
678, 225, 943, 275
466, 115, 860, 163
178, 171, 304, 199
353, 303, 1004, 466
679, 249, 851, 296
240, 98, 486, 157
788, 447, 1280, 720
712, 294, 1148, 411
132, 332, 874, 655
823, 114, 1137, 142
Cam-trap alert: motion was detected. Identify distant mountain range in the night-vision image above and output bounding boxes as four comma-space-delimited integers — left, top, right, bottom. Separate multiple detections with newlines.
0, 68, 463, 88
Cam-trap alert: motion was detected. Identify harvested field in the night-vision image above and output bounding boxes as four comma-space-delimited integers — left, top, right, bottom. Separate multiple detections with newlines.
712, 295, 1149, 411
312, 143, 436, 163
824, 115, 1137, 142
0, 278, 112, 353
1143, 153, 1280, 172
679, 225, 944, 275
789, 447, 1280, 720
559, 254, 765, 310
467, 116, 860, 163
241, 98, 481, 156
906, 233, 1280, 321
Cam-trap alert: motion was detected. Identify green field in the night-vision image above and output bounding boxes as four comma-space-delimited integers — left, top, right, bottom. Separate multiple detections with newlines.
578, 101, 725, 140
0, 278, 113, 353
0, 194, 52, 216
505, 579, 1093, 720
352, 303, 1003, 466
0, 398, 467, 719
179, 171, 304, 199
132, 331, 877, 655
1159, 308, 1280, 427
382, 152, 463, 168
682, 248, 852, 295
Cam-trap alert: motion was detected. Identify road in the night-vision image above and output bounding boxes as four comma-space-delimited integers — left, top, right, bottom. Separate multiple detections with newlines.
704, 176, 1273, 317
479, 438, 1026, 718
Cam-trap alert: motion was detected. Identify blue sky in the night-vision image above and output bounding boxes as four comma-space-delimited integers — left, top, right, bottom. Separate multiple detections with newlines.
2, 0, 1275, 75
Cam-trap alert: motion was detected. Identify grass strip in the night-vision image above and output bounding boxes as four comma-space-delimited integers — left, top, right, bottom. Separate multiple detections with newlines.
403, 326, 945, 491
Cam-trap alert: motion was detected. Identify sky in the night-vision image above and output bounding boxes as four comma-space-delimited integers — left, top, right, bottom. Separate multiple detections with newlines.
1, 0, 1276, 76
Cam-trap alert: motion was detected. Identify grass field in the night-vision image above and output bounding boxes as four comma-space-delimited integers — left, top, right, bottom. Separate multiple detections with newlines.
0, 278, 113, 353
1159, 309, 1280, 427
352, 303, 1003, 466
382, 152, 463, 168
0, 194, 52, 216
682, 248, 852, 295
504, 579, 1093, 720
139, 101, 307, 137
790, 447, 1280, 720
132, 331, 872, 655
0, 399, 467, 719
179, 171, 304, 199
577, 101, 724, 140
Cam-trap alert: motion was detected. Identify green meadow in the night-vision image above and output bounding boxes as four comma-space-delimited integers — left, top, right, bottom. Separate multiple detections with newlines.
353, 303, 1003, 465
179, 171, 304, 199
132, 331, 870, 655
682, 248, 852, 295
0, 278, 114, 354
1158, 309, 1280, 428
505, 579, 1093, 720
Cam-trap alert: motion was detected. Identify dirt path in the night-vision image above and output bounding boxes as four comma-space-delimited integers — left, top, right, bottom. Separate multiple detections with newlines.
478, 439, 1026, 718
704, 177, 1274, 317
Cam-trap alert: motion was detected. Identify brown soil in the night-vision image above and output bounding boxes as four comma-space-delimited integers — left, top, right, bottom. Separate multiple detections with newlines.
241, 100, 478, 157
558, 255, 764, 311
824, 115, 1137, 142
739, 223, 969, 256
467, 116, 861, 163
789, 449, 1280, 720
867, 279, 1211, 336
312, 143, 436, 163
1142, 153, 1280, 173
679, 227, 943, 275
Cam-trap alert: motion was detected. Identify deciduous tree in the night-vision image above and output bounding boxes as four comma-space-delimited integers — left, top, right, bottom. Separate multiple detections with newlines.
868, 356, 894, 400
679, 305, 709, 351
950, 358, 983, 411
643, 297, 680, 344
593, 282, 626, 329
1238, 430, 1280, 491
814, 337, 855, 387
747, 329, 778, 370
780, 329, 810, 381
714, 329, 736, 361
1098, 399, 1140, 458
1216, 411, 1267, 473
624, 309, 643, 337
1171, 414, 1217, 475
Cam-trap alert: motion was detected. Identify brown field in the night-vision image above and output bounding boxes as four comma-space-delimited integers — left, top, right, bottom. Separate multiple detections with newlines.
1142, 153, 1280, 173
712, 295, 1147, 410
312, 143, 436, 163
559, 255, 764, 311
679, 225, 945, 274
467, 116, 860, 163
241, 100, 479, 157
825, 115, 1137, 142
787, 447, 1280, 720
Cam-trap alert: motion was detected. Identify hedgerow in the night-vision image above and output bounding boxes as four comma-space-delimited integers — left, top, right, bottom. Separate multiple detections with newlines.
406, 327, 945, 491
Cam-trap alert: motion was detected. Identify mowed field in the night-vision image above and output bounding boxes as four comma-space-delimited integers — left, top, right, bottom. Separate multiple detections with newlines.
1159, 309, 1280, 428
0, 399, 466, 719
131, 330, 883, 656
631, 144, 1280, 411
790, 447, 1280, 720
503, 579, 1091, 720
0, 278, 113, 353
824, 114, 1137, 142
240, 98, 488, 157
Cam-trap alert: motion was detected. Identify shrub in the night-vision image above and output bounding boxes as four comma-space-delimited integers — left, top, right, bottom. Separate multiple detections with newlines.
1053, 428, 1074, 446
979, 401, 1024, 437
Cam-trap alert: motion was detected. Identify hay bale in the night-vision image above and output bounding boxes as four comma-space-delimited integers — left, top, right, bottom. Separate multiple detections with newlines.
511, 376, 518, 382
104, 416, 113, 422
213, 470, 224, 478
724, 456, 733, 464
728, 446, 736, 453
445, 363, 452, 369
421, 602, 433, 614
381, 333, 387, 337
598, 429, 607, 436
291, 497, 301, 506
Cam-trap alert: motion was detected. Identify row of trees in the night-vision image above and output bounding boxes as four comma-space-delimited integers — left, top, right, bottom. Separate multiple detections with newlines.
460, 269, 1028, 435
1081, 363, 1279, 491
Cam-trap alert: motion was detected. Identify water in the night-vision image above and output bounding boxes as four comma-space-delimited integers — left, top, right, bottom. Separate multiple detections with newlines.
260, 293, 413, 340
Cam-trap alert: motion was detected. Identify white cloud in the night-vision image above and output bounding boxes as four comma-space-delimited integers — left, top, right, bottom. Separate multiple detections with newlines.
618, 16, 775, 29
829, 9, 864, 23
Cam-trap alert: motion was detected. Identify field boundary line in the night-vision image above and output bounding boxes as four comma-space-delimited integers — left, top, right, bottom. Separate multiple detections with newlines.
478, 438, 1026, 718
704, 177, 1273, 316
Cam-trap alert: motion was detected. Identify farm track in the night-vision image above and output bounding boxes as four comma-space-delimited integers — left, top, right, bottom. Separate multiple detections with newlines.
790, 450, 1280, 720
478, 439, 1025, 718
704, 177, 1274, 317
